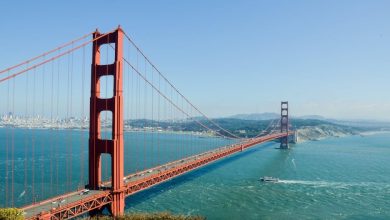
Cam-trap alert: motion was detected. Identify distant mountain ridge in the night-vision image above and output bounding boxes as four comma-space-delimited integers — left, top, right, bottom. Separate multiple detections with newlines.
297, 115, 327, 120
228, 113, 326, 121
227, 113, 390, 128
228, 113, 279, 120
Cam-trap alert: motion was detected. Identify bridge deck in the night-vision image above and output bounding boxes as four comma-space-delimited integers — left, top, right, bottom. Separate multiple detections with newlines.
22, 132, 290, 220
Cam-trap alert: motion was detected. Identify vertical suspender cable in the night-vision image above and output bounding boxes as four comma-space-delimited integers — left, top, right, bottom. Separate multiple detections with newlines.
176, 93, 179, 160
5, 71, 9, 207
181, 96, 184, 158
32, 67, 36, 203
190, 106, 193, 157
136, 50, 140, 173
165, 78, 167, 164
171, 87, 174, 161
70, 43, 74, 191
41, 55, 45, 200
143, 57, 147, 170
24, 64, 29, 204
128, 44, 132, 174
50, 58, 54, 196
157, 72, 161, 166
80, 45, 85, 186
55, 50, 60, 195
11, 71, 15, 206
151, 66, 154, 168
66, 49, 70, 192
187, 101, 190, 157
125, 44, 130, 175
128, 43, 133, 174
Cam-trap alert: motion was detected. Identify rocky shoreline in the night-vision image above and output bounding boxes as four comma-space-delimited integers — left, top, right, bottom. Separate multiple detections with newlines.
296, 124, 359, 142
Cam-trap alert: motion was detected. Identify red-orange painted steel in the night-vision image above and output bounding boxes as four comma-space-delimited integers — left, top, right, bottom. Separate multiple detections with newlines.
18, 28, 293, 220
23, 132, 292, 220
280, 101, 289, 149
88, 27, 125, 216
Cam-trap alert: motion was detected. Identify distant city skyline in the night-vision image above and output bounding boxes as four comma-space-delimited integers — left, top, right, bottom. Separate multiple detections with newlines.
1, 1, 389, 121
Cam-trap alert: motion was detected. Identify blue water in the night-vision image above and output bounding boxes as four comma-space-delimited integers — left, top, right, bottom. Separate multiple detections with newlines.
1, 128, 390, 219
124, 134, 390, 219
0, 128, 234, 207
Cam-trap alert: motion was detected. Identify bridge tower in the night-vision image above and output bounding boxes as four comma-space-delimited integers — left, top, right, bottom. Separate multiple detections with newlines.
88, 27, 125, 216
280, 101, 289, 149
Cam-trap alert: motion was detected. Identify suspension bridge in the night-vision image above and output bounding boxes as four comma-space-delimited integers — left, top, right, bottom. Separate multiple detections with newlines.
0, 27, 294, 219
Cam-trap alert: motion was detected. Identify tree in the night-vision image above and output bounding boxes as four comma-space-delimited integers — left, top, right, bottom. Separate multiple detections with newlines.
0, 208, 24, 220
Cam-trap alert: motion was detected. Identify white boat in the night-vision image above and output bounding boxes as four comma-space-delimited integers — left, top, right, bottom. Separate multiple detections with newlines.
260, 176, 279, 182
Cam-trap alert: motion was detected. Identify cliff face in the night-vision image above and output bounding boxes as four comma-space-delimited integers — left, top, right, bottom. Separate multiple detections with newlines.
296, 124, 358, 142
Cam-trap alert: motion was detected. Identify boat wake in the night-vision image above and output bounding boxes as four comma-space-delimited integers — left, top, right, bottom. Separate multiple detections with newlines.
277, 179, 388, 189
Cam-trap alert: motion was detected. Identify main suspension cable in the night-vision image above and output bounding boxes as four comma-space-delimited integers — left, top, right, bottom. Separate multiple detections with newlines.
0, 29, 116, 83
121, 55, 236, 140
0, 32, 93, 75
122, 31, 241, 139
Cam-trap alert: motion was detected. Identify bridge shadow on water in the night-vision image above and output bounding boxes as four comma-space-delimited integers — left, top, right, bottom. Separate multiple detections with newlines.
124, 142, 278, 208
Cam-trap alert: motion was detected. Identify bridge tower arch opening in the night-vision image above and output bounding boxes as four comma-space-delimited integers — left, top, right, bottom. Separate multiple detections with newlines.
88, 27, 125, 216
280, 101, 289, 149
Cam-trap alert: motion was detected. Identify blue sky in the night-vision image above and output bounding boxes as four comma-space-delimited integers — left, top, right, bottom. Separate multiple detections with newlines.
1, 0, 390, 120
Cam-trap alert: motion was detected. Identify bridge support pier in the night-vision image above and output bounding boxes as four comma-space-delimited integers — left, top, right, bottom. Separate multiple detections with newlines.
280, 101, 289, 149
88, 27, 125, 217
111, 191, 125, 216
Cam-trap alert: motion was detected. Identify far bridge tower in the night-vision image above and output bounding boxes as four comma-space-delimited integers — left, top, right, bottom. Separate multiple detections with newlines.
280, 101, 289, 149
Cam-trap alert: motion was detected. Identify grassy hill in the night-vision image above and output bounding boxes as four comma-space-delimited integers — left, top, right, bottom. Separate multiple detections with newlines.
126, 118, 363, 139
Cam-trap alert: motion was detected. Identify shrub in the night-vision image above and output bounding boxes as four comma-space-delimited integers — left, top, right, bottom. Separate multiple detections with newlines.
0, 208, 24, 220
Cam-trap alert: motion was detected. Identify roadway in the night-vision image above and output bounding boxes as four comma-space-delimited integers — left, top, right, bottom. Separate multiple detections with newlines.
23, 140, 241, 218
22, 132, 291, 219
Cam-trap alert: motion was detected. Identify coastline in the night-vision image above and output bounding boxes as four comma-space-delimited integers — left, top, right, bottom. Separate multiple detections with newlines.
295, 124, 359, 143
296, 126, 390, 143
2, 122, 387, 143
0, 126, 217, 138
359, 130, 390, 136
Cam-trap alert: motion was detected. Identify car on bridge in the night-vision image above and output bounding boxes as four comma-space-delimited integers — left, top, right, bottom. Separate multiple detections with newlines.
79, 189, 90, 195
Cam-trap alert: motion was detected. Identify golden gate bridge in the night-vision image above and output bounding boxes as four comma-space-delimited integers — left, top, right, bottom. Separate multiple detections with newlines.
0, 26, 294, 219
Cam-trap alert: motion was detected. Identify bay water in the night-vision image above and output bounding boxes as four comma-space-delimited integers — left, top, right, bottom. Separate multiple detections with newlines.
0, 128, 390, 219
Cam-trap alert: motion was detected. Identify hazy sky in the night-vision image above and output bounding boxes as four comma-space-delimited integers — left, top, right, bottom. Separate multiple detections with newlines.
1, 0, 389, 121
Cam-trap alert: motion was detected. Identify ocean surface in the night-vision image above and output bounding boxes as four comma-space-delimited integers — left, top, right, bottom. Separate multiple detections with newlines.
1, 128, 390, 219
